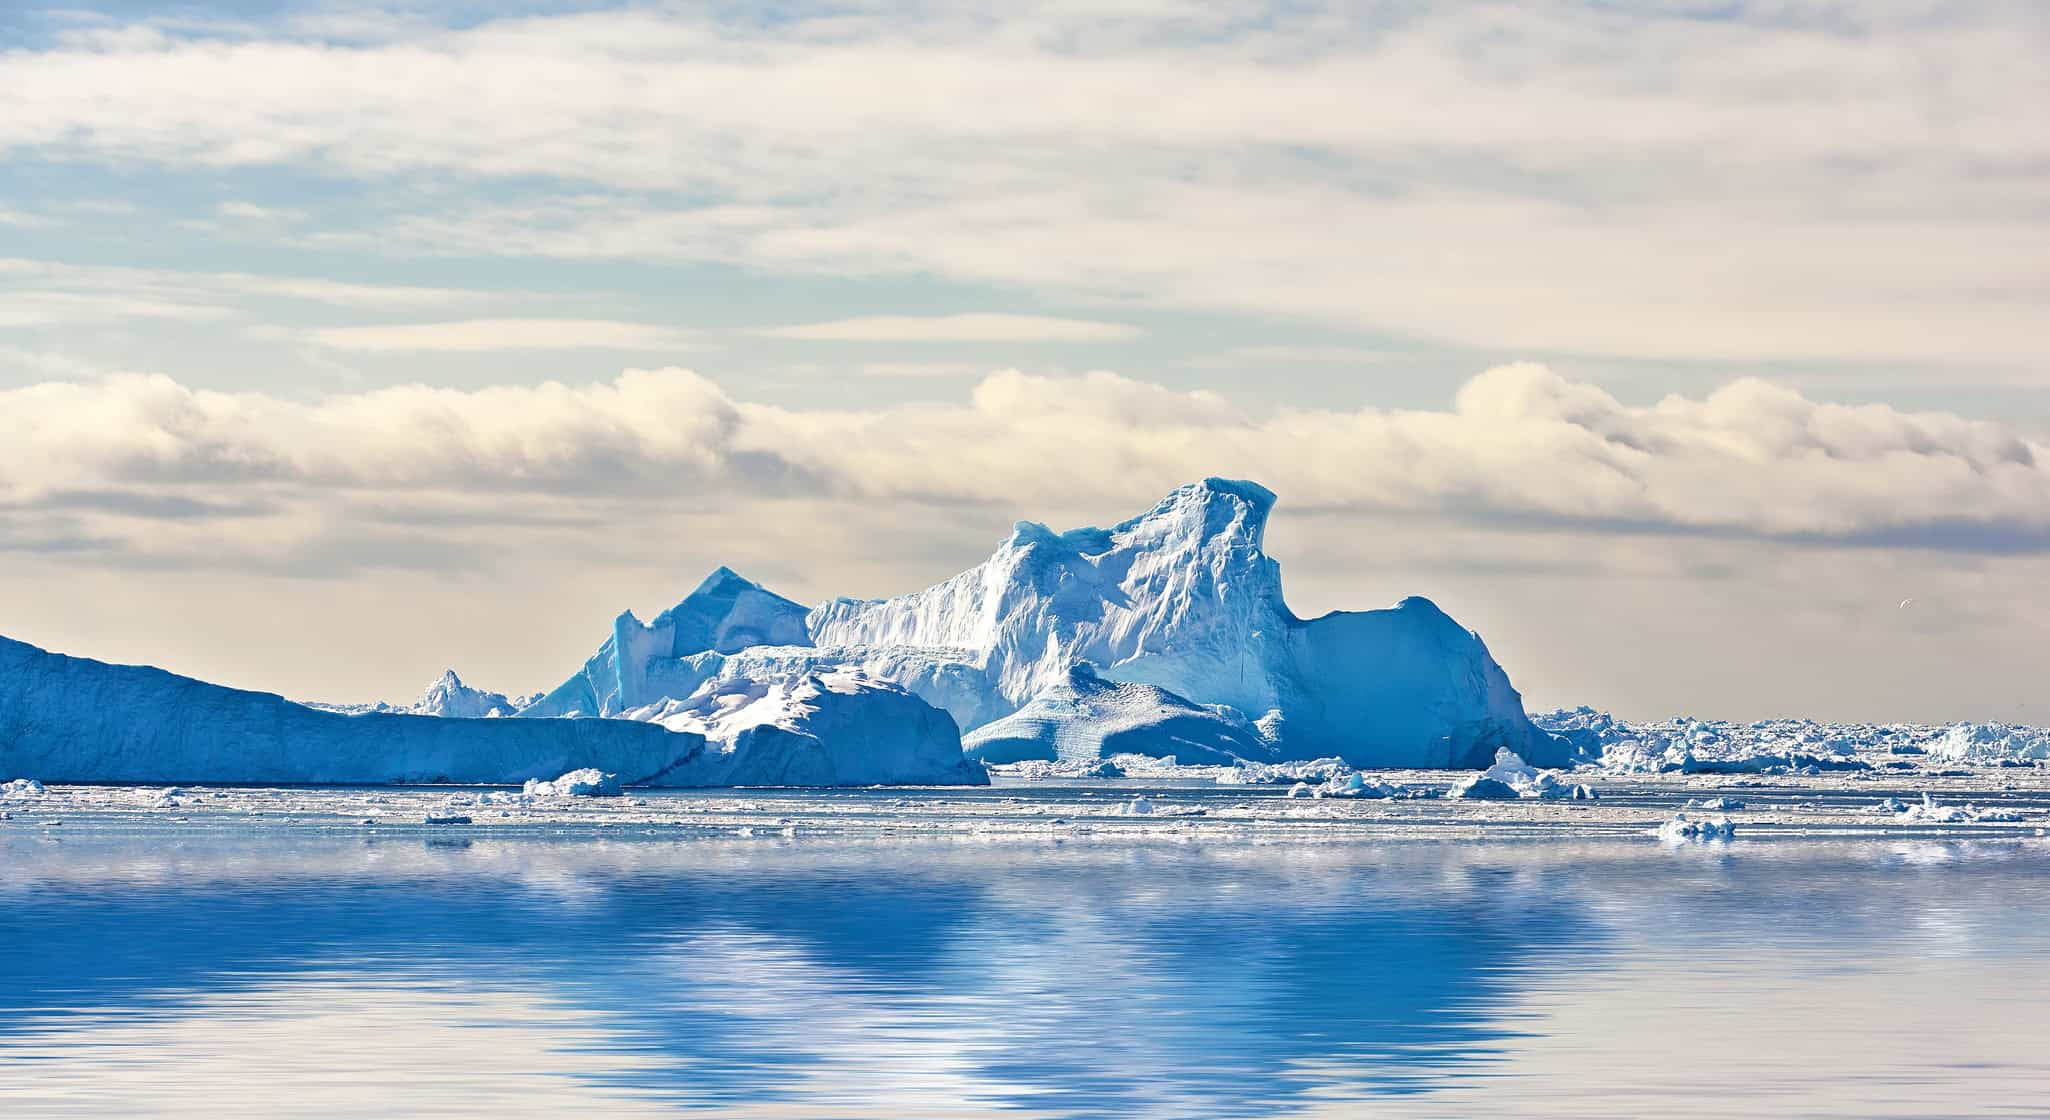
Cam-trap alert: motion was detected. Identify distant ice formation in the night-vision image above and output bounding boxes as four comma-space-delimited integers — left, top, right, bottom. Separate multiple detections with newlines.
1534, 707, 2050, 774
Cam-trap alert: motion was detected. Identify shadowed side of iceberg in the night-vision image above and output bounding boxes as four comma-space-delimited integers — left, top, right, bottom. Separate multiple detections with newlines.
962, 663, 1276, 765
0, 635, 984, 787
1278, 596, 1556, 769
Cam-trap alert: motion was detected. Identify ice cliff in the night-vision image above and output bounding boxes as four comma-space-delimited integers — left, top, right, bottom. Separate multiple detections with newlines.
527, 479, 1552, 769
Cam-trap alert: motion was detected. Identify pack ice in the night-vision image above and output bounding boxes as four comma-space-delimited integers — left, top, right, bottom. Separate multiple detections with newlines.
0, 635, 983, 787
519, 479, 1553, 769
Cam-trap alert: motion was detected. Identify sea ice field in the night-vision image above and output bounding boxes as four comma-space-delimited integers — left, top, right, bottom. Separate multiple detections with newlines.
9, 765, 2050, 1119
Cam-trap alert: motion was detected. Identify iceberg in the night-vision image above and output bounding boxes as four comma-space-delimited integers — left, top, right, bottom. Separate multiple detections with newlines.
961, 663, 1274, 765
1928, 723, 2050, 765
1447, 749, 1596, 800
302, 668, 522, 718
531, 480, 1554, 769
523, 768, 623, 798
622, 669, 986, 787
1655, 815, 1736, 842
0, 635, 984, 787
523, 567, 813, 718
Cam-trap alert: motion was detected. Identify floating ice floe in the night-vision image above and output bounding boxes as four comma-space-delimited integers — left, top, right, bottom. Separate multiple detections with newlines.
1655, 814, 1736, 842
1112, 795, 1205, 817
1, 778, 46, 798
1686, 797, 1745, 811
1447, 749, 1597, 801
523, 768, 623, 798
1313, 772, 1409, 799
1216, 758, 1354, 786
987, 757, 1131, 780
1892, 793, 2029, 824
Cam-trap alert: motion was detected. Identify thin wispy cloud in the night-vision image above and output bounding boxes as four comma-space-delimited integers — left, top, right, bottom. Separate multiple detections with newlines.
0, 3, 2038, 367
0, 258, 511, 312
759, 314, 1143, 343
306, 319, 698, 353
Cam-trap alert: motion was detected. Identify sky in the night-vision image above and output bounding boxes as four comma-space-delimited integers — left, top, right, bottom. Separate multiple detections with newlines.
1, 0, 2047, 721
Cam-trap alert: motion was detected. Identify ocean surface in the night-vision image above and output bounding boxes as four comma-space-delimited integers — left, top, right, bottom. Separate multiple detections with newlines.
6, 788, 2050, 1118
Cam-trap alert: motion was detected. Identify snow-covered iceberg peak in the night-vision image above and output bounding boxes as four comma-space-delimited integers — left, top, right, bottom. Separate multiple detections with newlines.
413, 669, 515, 718
512, 479, 1553, 769
523, 566, 812, 717
809, 478, 1552, 768
808, 477, 1291, 720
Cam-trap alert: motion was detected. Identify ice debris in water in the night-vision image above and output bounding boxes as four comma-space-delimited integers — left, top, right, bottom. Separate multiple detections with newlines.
1928, 723, 2050, 765
523, 769, 623, 798
1447, 749, 1596, 801
1314, 772, 1405, 799
1220, 757, 1430, 799
1216, 758, 1354, 786
1655, 814, 1736, 842
1893, 793, 2028, 824
1, 778, 46, 798
1536, 707, 2050, 774
1686, 797, 1745, 811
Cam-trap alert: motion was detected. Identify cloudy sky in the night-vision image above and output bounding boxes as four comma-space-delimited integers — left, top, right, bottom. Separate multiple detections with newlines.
2, 0, 2046, 721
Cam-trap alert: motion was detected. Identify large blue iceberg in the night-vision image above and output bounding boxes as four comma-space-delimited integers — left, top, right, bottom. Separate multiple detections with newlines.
520, 479, 1555, 769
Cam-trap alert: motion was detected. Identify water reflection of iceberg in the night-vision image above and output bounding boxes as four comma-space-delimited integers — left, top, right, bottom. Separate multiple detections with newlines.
5, 837, 2046, 1117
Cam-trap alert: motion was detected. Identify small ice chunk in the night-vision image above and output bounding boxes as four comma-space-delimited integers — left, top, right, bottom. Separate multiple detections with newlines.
1447, 775, 1521, 800
1448, 750, 1590, 800
1655, 814, 1736, 842
1123, 796, 1155, 815
1687, 797, 1745, 811
1896, 793, 2028, 824
1, 778, 46, 798
522, 768, 623, 798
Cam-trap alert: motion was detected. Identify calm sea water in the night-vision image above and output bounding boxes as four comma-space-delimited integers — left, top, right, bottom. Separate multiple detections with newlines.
5, 818, 2050, 1118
